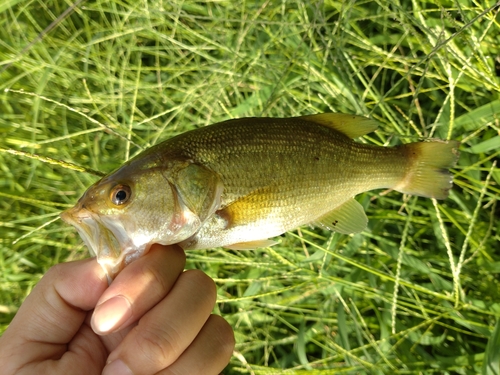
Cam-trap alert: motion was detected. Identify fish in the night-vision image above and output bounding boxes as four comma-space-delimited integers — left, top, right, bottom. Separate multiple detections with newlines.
61, 113, 460, 280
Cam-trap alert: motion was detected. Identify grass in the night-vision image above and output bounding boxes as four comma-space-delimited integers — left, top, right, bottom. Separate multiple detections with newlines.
1, 0, 499, 373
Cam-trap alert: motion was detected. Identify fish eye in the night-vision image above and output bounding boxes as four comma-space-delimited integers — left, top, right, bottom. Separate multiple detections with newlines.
110, 184, 132, 206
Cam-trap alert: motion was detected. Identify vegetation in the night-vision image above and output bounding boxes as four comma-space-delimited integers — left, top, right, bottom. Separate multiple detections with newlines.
1, 0, 499, 373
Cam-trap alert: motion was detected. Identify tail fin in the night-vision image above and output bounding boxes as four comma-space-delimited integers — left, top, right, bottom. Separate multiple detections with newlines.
395, 140, 460, 199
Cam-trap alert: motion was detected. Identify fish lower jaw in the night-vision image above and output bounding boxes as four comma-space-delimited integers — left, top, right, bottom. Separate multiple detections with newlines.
98, 241, 151, 281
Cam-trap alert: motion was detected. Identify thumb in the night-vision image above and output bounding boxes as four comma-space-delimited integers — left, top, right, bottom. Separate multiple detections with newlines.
0, 258, 108, 373
12, 258, 108, 343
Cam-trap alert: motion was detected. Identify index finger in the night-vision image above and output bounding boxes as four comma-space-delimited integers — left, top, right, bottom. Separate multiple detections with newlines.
91, 244, 186, 336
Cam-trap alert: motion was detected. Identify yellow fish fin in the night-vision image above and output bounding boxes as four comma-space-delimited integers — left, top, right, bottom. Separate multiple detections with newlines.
299, 113, 378, 139
218, 184, 279, 227
225, 239, 279, 250
313, 198, 368, 234
172, 162, 223, 222
394, 140, 460, 199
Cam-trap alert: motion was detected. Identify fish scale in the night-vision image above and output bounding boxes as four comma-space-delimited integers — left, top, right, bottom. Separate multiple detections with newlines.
171, 119, 371, 203
61, 113, 460, 279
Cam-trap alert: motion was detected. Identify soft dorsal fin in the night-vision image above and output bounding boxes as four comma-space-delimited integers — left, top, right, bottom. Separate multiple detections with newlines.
313, 198, 368, 234
299, 113, 378, 139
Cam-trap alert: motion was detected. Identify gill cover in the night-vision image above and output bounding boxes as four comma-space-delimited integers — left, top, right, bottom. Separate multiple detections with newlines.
172, 162, 223, 222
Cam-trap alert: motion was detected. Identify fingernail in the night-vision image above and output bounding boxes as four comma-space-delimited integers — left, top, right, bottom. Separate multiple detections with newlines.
102, 359, 133, 375
91, 295, 132, 334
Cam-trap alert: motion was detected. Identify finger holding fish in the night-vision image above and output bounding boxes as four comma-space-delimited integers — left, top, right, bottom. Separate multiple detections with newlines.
102, 267, 228, 375
91, 244, 186, 337
80, 243, 234, 375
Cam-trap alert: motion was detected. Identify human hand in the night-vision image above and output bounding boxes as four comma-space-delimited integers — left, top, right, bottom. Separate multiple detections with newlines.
0, 244, 234, 375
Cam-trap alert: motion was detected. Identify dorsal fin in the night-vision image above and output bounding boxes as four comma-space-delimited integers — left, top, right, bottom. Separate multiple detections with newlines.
299, 113, 378, 139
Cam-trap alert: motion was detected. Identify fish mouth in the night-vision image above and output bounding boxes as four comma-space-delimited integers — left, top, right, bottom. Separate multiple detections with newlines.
61, 207, 131, 281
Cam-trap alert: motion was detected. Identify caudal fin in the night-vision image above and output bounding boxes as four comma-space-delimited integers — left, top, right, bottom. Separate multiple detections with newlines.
395, 140, 460, 199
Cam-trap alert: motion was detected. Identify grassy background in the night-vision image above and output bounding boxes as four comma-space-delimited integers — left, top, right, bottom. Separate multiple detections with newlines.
1, 0, 500, 373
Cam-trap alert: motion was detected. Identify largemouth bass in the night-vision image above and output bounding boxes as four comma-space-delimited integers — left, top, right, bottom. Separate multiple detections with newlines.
61, 113, 460, 279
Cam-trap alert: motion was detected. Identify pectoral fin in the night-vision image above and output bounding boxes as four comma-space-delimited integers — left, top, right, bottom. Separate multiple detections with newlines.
314, 198, 368, 234
225, 239, 279, 250
217, 184, 279, 227
172, 162, 223, 222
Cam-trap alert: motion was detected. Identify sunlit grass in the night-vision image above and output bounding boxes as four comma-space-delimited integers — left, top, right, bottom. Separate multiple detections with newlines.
1, 1, 499, 373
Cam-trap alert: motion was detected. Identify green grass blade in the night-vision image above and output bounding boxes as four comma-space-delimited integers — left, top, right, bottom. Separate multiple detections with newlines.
483, 319, 500, 375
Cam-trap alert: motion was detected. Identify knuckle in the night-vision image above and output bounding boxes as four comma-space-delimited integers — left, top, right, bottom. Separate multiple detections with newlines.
169, 244, 186, 263
151, 243, 186, 266
135, 322, 181, 366
44, 262, 66, 281
208, 314, 235, 356
182, 269, 217, 304
140, 261, 170, 297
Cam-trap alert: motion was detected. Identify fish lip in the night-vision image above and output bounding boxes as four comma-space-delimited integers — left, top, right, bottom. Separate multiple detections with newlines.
61, 207, 128, 279
60, 205, 90, 223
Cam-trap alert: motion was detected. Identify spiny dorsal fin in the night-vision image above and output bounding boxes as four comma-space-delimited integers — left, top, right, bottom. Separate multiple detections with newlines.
299, 113, 378, 139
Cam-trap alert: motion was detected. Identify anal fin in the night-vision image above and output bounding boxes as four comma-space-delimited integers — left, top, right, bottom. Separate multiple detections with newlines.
224, 239, 279, 250
314, 198, 368, 234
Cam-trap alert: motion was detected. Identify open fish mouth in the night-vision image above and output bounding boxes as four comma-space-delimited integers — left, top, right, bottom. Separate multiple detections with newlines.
61, 207, 130, 281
